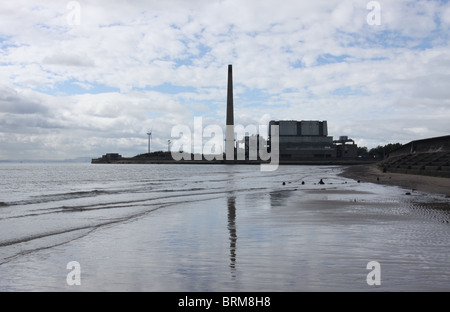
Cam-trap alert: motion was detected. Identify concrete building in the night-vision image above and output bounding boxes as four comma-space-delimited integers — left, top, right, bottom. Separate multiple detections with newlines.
269, 120, 336, 159
267, 120, 358, 160
334, 136, 358, 158
221, 65, 359, 162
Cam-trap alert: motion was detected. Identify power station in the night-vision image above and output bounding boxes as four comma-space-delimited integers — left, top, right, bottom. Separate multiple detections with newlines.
223, 64, 358, 161
92, 64, 359, 164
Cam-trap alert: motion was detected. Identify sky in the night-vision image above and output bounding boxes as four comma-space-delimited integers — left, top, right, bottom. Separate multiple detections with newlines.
0, 0, 450, 160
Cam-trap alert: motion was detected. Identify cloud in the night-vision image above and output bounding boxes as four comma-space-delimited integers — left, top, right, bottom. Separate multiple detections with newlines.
0, 0, 449, 159
42, 53, 95, 67
0, 85, 48, 114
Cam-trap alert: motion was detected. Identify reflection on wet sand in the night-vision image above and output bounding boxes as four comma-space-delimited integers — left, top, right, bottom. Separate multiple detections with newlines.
3, 164, 450, 291
227, 196, 237, 276
270, 189, 294, 207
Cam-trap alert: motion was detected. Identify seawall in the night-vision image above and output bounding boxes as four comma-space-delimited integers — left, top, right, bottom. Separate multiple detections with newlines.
380, 135, 450, 178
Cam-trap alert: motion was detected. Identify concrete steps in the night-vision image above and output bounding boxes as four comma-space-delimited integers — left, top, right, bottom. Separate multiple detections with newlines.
381, 152, 450, 178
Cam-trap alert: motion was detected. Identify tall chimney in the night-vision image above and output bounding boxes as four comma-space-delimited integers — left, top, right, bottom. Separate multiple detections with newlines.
226, 64, 234, 126
225, 64, 234, 160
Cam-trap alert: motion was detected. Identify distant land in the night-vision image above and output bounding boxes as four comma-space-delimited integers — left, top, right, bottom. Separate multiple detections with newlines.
91, 152, 375, 165
0, 157, 93, 163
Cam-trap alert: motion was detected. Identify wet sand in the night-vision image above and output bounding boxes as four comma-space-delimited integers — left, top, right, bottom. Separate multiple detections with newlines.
340, 163, 450, 197
1, 164, 450, 291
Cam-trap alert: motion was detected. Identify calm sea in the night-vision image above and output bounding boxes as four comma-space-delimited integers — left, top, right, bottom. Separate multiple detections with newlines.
0, 163, 449, 291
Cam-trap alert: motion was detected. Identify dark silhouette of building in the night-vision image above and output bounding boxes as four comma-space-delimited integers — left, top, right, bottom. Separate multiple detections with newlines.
267, 120, 358, 160
334, 136, 358, 158
100, 153, 122, 162
269, 120, 335, 159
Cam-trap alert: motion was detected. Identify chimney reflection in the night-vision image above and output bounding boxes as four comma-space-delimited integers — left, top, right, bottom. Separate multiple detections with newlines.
227, 196, 237, 275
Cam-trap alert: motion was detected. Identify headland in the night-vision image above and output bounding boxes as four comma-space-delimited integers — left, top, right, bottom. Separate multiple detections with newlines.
91, 151, 375, 166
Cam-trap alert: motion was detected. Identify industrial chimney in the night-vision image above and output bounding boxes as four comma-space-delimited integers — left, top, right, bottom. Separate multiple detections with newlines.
225, 64, 235, 160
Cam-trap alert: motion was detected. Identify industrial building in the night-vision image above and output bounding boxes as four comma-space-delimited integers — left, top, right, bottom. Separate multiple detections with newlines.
267, 120, 357, 160
334, 136, 358, 158
224, 65, 358, 161
268, 120, 334, 159
92, 64, 360, 164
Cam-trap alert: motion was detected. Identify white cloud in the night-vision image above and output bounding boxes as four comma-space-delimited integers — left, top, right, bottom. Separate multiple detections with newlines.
0, 0, 449, 159
43, 53, 95, 67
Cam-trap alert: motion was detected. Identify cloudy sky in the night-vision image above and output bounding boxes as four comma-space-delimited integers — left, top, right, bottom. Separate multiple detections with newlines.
1, 0, 449, 160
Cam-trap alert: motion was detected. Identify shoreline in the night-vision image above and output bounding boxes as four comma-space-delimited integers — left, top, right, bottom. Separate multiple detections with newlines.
91, 158, 376, 166
340, 163, 450, 197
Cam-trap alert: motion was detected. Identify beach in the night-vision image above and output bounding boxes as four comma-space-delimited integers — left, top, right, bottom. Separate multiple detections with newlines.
340, 163, 450, 197
1, 163, 450, 291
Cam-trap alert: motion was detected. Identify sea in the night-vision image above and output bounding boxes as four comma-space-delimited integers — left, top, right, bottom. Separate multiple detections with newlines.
0, 162, 450, 292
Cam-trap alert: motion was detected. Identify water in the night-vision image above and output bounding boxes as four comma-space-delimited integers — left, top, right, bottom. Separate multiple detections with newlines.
0, 163, 450, 291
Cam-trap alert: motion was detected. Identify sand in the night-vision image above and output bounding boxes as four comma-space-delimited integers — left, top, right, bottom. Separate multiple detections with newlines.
2, 164, 450, 291
340, 163, 450, 197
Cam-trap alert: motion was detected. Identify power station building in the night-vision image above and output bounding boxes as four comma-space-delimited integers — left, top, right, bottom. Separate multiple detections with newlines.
334, 136, 358, 158
268, 120, 335, 159
226, 64, 357, 161
267, 120, 357, 160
